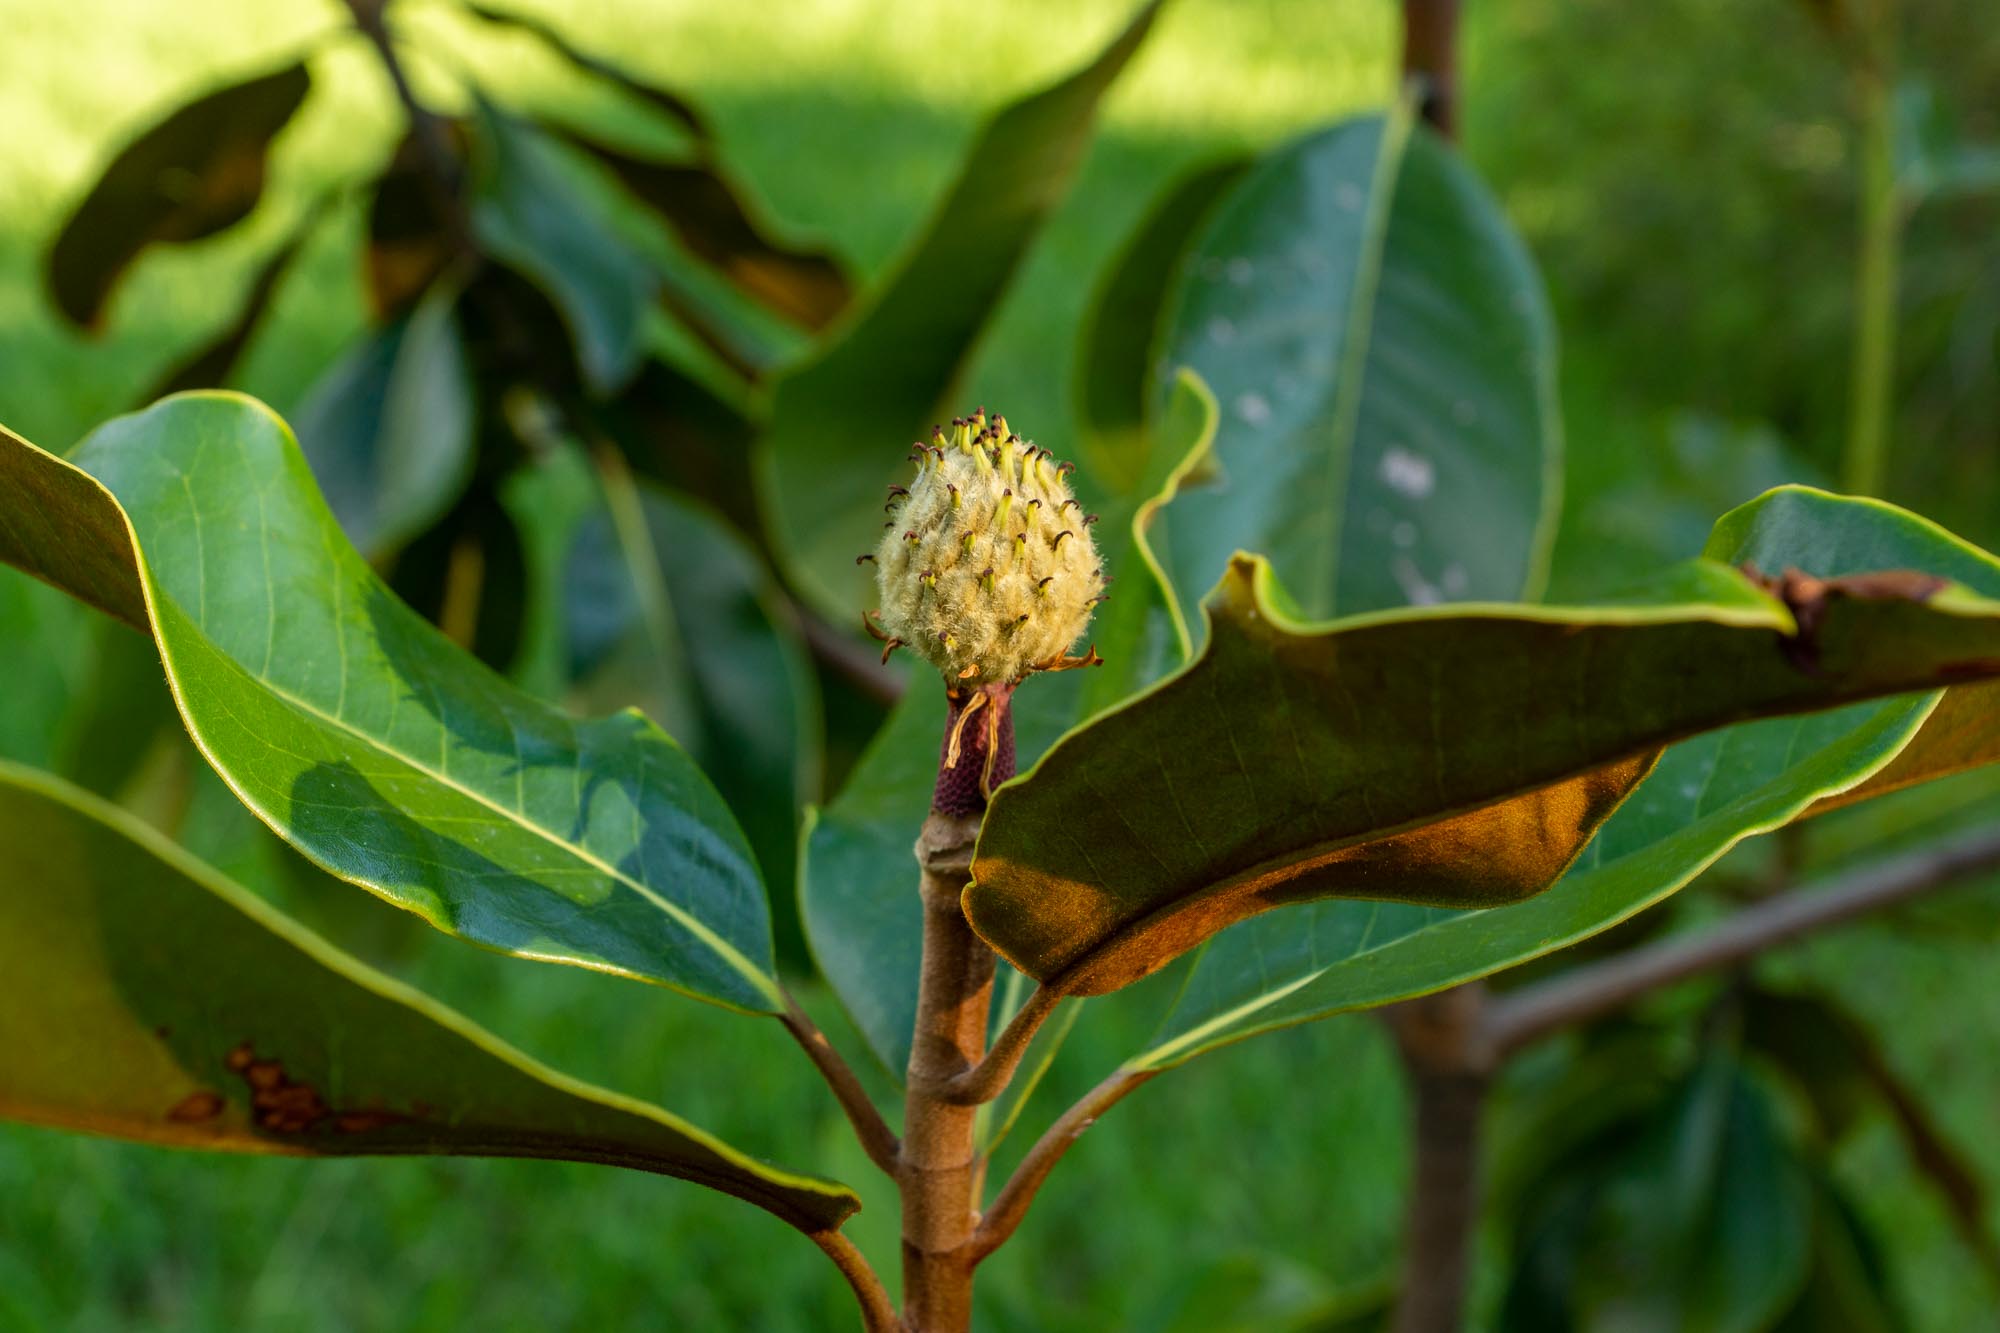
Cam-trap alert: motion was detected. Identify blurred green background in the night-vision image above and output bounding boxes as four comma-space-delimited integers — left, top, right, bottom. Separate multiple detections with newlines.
1, 0, 1997, 1328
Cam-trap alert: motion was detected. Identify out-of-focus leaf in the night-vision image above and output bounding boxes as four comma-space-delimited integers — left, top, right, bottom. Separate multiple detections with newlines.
1499, 1054, 1813, 1333
1894, 78, 2000, 207
1076, 157, 1249, 494
1151, 102, 1559, 625
1772, 1175, 1905, 1333
143, 199, 326, 401
1563, 413, 1827, 600
365, 124, 468, 319
499, 441, 603, 700
564, 472, 822, 970
0, 570, 95, 769
1129, 486, 2000, 1066
383, 480, 532, 673
463, 1, 709, 140
0, 762, 857, 1232
572, 135, 851, 331
1747, 986, 2000, 1280
292, 276, 476, 557
46, 60, 311, 328
605, 360, 762, 538
968, 488, 2000, 1000
0, 395, 782, 1015
471, 107, 657, 393
757, 0, 1167, 619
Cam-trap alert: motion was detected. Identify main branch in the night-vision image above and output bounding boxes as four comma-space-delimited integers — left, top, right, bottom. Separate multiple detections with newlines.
899, 810, 993, 1332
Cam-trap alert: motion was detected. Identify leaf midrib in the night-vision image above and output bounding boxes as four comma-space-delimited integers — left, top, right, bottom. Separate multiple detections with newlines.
148, 565, 779, 1011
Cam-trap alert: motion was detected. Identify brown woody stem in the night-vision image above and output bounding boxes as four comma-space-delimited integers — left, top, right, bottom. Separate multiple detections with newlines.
920, 985, 1061, 1106
899, 809, 993, 1331
1401, 0, 1462, 136
968, 1067, 1157, 1265
779, 992, 901, 1177
1386, 985, 1494, 1333
1483, 823, 2000, 1055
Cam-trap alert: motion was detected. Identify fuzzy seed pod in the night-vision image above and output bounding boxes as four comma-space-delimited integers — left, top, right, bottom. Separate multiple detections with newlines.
868, 410, 1105, 685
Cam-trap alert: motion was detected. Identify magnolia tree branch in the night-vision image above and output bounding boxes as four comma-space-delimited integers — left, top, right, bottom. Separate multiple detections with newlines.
921, 985, 1062, 1106
1384, 983, 1493, 1333
1401, 0, 1463, 135
968, 1067, 1158, 1265
1483, 823, 2000, 1056
779, 993, 901, 1177
809, 1229, 901, 1333
898, 810, 994, 1332
339, 0, 477, 254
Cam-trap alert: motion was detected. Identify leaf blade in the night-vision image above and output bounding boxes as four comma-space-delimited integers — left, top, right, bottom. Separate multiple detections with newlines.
968, 495, 2000, 999
757, 0, 1167, 618
0, 395, 781, 1014
0, 760, 855, 1232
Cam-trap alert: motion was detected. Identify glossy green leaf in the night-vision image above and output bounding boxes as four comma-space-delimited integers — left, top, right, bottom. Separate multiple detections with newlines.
572, 134, 852, 331
565, 474, 822, 967
1130, 486, 2000, 1065
46, 60, 311, 328
1151, 103, 1560, 623
1806, 680, 2000, 817
1714, 488, 2000, 820
0, 395, 780, 1014
968, 490, 2000, 1000
0, 762, 856, 1232
472, 108, 657, 393
1895, 77, 2000, 206
291, 277, 476, 557
757, 0, 1166, 619
1076, 158, 1249, 495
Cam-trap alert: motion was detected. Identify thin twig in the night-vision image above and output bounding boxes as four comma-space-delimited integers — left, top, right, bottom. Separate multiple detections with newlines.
808, 1229, 901, 1333
920, 985, 1061, 1106
779, 992, 901, 1177
339, 0, 478, 255
1484, 824, 2000, 1056
797, 605, 905, 707
968, 1067, 1157, 1265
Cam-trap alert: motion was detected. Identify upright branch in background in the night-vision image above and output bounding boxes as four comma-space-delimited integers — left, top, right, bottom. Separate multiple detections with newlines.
1842, 0, 1901, 496
1401, 0, 1463, 136
1386, 6, 1486, 1328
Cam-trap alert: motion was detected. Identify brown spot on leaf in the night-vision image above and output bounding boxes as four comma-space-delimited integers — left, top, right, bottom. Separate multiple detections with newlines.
1743, 564, 1951, 673
335, 1110, 404, 1134
167, 1090, 224, 1123
223, 1043, 413, 1137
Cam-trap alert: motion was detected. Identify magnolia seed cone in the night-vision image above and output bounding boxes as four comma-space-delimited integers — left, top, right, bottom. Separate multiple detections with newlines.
869, 410, 1106, 686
